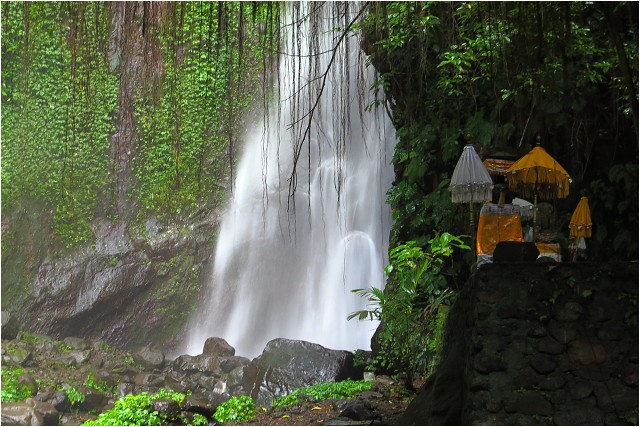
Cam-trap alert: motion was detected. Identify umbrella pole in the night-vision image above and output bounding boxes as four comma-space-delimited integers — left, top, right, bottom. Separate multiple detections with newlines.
532, 193, 537, 242
469, 201, 475, 261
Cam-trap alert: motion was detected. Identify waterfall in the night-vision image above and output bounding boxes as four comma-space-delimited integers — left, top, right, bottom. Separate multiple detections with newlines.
185, 3, 395, 358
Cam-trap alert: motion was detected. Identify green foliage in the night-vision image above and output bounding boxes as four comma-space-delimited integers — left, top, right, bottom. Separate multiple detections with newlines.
350, 233, 468, 380
82, 389, 186, 426
1, 368, 34, 402
363, 2, 638, 260
2, 2, 117, 248
66, 386, 85, 406
1, 2, 282, 249
213, 395, 256, 423
272, 380, 373, 408
132, 2, 280, 221
86, 373, 116, 396
189, 413, 208, 426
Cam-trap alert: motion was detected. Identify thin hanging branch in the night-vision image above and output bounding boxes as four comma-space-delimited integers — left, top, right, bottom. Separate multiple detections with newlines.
286, 2, 370, 204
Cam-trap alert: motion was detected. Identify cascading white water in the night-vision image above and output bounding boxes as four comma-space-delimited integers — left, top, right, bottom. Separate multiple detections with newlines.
185, 3, 395, 358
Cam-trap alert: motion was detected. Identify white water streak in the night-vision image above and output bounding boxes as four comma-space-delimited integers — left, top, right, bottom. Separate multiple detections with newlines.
185, 3, 395, 358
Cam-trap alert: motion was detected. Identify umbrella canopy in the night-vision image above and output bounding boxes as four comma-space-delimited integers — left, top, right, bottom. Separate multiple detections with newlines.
512, 197, 534, 220
506, 144, 570, 200
483, 158, 515, 176
569, 196, 592, 238
449, 144, 494, 203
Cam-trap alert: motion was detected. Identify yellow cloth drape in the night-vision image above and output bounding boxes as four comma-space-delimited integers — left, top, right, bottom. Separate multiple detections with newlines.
476, 213, 523, 255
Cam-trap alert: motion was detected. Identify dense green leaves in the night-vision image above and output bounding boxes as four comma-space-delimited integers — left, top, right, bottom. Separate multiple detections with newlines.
132, 2, 279, 222
272, 380, 373, 408
1, 368, 34, 403
364, 1, 638, 261
2, 2, 281, 248
350, 233, 468, 381
213, 395, 256, 423
82, 389, 187, 426
2, 2, 117, 247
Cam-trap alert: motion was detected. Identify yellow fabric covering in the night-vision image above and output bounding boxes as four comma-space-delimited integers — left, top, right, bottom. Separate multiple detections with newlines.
569, 196, 592, 238
506, 145, 570, 200
536, 242, 561, 262
483, 158, 515, 176
476, 212, 523, 255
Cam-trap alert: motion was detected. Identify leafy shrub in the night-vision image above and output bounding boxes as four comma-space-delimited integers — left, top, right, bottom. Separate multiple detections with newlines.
350, 232, 468, 381
66, 387, 85, 406
1, 368, 34, 402
86, 373, 116, 396
190, 413, 208, 426
82, 389, 186, 426
213, 395, 256, 423
272, 380, 373, 408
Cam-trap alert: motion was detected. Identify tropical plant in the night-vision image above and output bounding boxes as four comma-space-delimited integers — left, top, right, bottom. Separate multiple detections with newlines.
272, 380, 373, 408
213, 395, 256, 423
350, 232, 468, 382
1, 368, 34, 403
81, 389, 186, 426
66, 386, 85, 406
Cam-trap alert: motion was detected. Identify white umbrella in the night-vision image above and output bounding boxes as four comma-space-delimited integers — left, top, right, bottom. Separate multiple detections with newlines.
449, 144, 494, 255
512, 197, 534, 220
450, 145, 494, 204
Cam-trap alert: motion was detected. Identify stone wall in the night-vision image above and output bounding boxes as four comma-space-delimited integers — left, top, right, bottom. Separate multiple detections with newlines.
400, 262, 638, 425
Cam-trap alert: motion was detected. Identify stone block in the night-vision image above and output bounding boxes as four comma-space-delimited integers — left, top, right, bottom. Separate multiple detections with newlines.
567, 341, 606, 365
504, 392, 553, 416
529, 354, 557, 374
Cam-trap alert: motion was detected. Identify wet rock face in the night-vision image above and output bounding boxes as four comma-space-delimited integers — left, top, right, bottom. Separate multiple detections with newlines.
8, 210, 218, 353
400, 263, 639, 425
247, 338, 361, 405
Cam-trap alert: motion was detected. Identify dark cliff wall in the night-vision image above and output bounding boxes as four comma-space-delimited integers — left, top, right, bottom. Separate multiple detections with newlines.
400, 262, 638, 425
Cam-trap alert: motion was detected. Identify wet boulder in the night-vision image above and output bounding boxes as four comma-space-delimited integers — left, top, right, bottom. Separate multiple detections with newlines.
247, 338, 359, 405
1, 398, 59, 426
134, 345, 165, 369
202, 337, 235, 357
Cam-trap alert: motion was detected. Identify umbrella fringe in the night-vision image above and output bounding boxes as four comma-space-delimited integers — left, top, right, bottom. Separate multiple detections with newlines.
449, 185, 493, 204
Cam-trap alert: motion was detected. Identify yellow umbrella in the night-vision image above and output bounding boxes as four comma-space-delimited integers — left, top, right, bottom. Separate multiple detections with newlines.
506, 144, 571, 200
569, 196, 592, 239
506, 140, 571, 236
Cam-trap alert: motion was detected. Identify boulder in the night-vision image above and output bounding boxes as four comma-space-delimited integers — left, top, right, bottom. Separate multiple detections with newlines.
339, 398, 376, 421
116, 382, 135, 398
202, 337, 235, 357
153, 398, 180, 420
63, 337, 91, 351
4, 347, 31, 366
0, 398, 59, 426
247, 338, 358, 405
171, 354, 222, 375
183, 392, 228, 417
34, 391, 70, 413
134, 346, 165, 369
